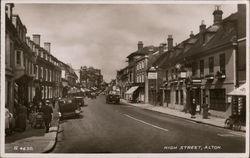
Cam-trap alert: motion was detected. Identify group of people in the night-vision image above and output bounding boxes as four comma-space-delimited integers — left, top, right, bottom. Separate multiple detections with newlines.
14, 99, 55, 133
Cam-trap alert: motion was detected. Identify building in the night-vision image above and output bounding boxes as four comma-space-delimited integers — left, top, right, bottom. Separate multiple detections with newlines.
60, 62, 78, 97
79, 66, 103, 90
152, 5, 246, 122
5, 3, 63, 123
118, 41, 160, 103
30, 35, 62, 104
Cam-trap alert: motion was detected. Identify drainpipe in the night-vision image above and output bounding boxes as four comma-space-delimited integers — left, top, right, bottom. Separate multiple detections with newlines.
145, 55, 149, 103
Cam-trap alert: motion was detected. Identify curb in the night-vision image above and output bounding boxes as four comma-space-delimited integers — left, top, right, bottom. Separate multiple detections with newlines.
42, 119, 60, 153
121, 100, 246, 133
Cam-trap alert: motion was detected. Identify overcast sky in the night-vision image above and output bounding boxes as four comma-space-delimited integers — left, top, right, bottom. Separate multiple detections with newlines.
13, 2, 237, 82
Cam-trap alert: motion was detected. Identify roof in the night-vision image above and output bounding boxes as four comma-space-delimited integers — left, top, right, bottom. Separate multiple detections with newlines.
153, 11, 239, 70
126, 46, 158, 59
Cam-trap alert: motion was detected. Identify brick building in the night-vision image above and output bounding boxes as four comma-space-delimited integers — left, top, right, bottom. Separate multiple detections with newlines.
152, 5, 246, 121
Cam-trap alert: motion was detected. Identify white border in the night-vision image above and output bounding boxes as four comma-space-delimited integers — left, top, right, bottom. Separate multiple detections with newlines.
1, 0, 249, 158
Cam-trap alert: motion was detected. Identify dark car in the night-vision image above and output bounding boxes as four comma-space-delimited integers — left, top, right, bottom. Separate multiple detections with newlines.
58, 98, 81, 119
73, 96, 85, 107
106, 93, 120, 104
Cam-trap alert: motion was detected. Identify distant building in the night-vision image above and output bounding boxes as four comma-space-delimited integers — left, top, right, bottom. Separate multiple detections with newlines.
59, 62, 78, 97
79, 66, 103, 90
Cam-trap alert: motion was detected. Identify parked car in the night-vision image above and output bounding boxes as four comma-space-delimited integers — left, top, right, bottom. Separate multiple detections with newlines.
90, 92, 97, 99
106, 93, 120, 104
58, 98, 81, 119
5, 108, 15, 136
73, 96, 85, 107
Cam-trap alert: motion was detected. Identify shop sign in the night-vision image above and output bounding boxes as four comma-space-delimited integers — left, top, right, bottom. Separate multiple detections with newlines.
148, 72, 158, 79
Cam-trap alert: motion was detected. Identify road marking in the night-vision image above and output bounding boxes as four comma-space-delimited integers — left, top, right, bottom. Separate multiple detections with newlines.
217, 133, 235, 137
218, 132, 245, 137
123, 114, 169, 132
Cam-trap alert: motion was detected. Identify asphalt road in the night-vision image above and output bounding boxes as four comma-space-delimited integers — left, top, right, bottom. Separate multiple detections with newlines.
52, 95, 245, 153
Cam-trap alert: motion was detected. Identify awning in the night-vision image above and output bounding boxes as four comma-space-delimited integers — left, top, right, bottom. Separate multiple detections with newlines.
125, 86, 139, 95
227, 84, 246, 96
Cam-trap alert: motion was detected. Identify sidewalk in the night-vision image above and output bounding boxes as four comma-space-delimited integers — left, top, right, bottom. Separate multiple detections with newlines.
5, 103, 60, 153
121, 99, 246, 132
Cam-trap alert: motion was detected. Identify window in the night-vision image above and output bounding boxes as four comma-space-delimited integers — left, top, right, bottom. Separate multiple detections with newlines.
219, 53, 226, 74
142, 74, 144, 82
165, 70, 168, 81
175, 90, 179, 104
15, 50, 22, 65
192, 62, 197, 76
50, 70, 52, 81
180, 90, 184, 105
171, 69, 174, 79
41, 67, 43, 79
36, 65, 38, 79
200, 60, 204, 77
142, 60, 145, 69
209, 89, 226, 111
209, 57, 214, 73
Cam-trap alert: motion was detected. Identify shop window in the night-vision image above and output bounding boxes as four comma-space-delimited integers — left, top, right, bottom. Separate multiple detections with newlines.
209, 57, 214, 74
209, 89, 226, 111
219, 53, 226, 74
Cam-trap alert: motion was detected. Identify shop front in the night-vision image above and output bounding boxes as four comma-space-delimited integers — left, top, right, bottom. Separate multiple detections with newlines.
227, 84, 246, 126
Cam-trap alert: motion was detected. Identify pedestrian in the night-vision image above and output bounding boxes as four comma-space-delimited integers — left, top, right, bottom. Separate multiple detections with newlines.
190, 98, 197, 118
41, 100, 53, 133
15, 102, 27, 132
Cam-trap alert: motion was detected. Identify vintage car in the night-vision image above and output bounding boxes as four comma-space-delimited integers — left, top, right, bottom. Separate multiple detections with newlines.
58, 98, 81, 119
73, 96, 85, 107
106, 91, 120, 104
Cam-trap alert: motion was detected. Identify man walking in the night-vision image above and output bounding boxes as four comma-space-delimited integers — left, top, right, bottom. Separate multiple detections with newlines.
41, 100, 53, 133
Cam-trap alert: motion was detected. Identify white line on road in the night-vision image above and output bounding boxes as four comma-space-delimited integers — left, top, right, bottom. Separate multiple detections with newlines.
123, 114, 169, 132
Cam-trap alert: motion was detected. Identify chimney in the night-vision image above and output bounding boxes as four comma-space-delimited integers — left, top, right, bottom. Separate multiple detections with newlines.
44, 42, 51, 53
32, 34, 40, 46
199, 20, 206, 44
213, 5, 223, 25
138, 41, 143, 51
5, 3, 14, 20
167, 35, 173, 51
190, 31, 194, 38
159, 43, 164, 54
199, 20, 206, 32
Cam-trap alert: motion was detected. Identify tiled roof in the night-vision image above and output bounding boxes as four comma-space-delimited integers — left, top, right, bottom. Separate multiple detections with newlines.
154, 11, 238, 69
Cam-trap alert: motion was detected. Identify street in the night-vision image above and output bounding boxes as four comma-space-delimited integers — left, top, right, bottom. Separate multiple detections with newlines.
52, 95, 245, 153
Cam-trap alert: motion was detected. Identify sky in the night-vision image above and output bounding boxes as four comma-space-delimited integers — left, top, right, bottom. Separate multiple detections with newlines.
13, 2, 238, 82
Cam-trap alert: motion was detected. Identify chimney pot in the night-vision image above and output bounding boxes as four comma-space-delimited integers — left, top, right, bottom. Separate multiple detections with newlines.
44, 42, 51, 53
32, 34, 40, 46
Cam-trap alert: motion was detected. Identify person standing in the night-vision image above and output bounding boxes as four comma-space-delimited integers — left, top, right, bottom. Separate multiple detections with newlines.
41, 101, 53, 133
